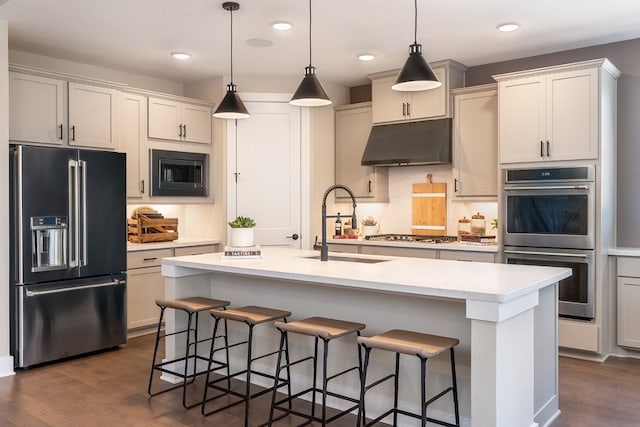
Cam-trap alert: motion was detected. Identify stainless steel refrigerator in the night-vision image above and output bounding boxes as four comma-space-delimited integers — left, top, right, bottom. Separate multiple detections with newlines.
9, 145, 127, 368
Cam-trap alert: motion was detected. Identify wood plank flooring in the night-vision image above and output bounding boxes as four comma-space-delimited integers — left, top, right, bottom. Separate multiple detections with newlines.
0, 334, 639, 426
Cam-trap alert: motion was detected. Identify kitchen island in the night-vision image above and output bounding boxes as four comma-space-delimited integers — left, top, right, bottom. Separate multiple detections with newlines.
162, 247, 570, 427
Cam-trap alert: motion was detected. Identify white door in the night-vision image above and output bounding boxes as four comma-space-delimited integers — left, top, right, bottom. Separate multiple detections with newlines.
227, 95, 306, 249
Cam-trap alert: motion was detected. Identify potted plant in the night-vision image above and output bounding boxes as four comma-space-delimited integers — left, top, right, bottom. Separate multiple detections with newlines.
361, 216, 379, 237
228, 215, 256, 247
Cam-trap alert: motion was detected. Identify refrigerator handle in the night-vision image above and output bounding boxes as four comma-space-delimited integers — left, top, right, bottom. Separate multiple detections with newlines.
68, 159, 79, 268
79, 160, 88, 267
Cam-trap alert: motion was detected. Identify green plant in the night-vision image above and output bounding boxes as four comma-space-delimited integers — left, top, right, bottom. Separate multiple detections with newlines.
491, 218, 498, 230
362, 216, 377, 226
228, 215, 256, 228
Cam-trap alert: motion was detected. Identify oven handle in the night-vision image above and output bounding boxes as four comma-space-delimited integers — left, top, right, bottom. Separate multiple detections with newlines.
504, 185, 589, 191
504, 249, 588, 258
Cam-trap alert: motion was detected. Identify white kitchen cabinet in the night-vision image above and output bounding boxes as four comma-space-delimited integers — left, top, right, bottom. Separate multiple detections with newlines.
9, 69, 120, 150
126, 248, 173, 331
451, 84, 498, 199
369, 60, 466, 124
616, 257, 640, 349
173, 244, 219, 257
438, 249, 496, 263
9, 72, 65, 145
334, 102, 388, 202
120, 92, 147, 198
68, 82, 118, 149
495, 60, 617, 164
361, 245, 438, 259
148, 96, 212, 144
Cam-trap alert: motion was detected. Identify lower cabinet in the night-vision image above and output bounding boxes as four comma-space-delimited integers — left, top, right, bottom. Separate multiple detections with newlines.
439, 250, 497, 263
326, 243, 496, 262
126, 244, 219, 333
617, 257, 640, 349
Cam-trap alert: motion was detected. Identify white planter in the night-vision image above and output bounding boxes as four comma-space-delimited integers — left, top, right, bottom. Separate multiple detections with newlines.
228, 227, 254, 247
361, 225, 379, 237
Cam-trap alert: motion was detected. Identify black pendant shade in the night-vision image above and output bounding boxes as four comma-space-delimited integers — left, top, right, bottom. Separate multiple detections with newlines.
290, 66, 331, 107
290, 0, 331, 107
214, 83, 250, 119
392, 0, 441, 92
213, 1, 250, 119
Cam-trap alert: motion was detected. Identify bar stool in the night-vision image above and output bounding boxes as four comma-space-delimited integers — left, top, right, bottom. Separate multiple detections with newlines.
148, 296, 231, 409
358, 329, 460, 427
202, 305, 292, 427
268, 316, 366, 426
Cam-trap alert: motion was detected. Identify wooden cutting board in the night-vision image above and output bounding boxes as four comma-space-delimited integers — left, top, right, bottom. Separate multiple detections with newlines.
412, 174, 447, 236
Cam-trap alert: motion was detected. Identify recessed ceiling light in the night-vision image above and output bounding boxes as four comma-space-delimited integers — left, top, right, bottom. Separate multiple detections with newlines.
357, 53, 376, 62
497, 23, 520, 32
271, 21, 292, 31
170, 52, 191, 60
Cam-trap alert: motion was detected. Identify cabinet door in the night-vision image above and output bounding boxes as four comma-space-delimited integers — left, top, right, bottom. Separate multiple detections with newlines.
498, 76, 546, 163
120, 92, 147, 198
453, 88, 498, 198
408, 67, 447, 119
546, 68, 598, 161
335, 105, 374, 198
9, 72, 65, 145
127, 266, 164, 330
181, 103, 212, 144
617, 276, 640, 349
68, 82, 117, 149
148, 97, 181, 140
371, 76, 406, 123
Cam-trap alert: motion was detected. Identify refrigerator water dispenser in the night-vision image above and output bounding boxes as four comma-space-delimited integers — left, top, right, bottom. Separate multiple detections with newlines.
31, 216, 68, 272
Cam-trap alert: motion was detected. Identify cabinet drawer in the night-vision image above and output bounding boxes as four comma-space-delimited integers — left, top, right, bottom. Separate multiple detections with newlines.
439, 250, 496, 263
617, 257, 640, 277
174, 244, 219, 257
361, 246, 437, 259
128, 249, 173, 269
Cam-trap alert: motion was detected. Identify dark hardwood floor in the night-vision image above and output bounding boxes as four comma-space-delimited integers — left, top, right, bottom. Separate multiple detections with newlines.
1, 334, 639, 426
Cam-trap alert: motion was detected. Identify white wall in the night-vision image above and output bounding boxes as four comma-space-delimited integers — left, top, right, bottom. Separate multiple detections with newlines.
0, 19, 14, 377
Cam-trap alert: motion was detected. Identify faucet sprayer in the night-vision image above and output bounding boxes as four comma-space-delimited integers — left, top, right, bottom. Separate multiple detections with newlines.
321, 184, 357, 261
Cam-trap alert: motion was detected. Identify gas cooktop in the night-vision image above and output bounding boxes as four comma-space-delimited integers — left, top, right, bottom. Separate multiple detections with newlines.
364, 234, 458, 244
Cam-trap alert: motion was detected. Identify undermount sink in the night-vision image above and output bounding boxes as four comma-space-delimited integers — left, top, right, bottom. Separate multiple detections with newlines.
304, 255, 390, 264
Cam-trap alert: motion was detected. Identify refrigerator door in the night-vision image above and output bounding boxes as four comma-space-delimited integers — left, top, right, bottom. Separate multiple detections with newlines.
11, 145, 78, 284
77, 150, 126, 278
15, 274, 127, 368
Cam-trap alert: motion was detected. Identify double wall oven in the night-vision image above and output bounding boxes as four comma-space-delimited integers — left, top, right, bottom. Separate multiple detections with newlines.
503, 166, 595, 320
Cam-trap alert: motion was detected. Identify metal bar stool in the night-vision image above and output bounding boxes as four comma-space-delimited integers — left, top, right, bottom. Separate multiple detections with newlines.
357, 329, 460, 427
148, 296, 231, 408
268, 316, 366, 426
202, 305, 292, 427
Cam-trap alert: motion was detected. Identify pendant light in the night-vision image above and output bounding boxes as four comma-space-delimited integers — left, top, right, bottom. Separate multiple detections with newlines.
392, 0, 441, 92
213, 1, 250, 119
290, 0, 331, 107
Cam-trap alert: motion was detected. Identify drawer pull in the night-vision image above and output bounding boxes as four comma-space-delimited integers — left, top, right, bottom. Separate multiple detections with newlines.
143, 257, 158, 261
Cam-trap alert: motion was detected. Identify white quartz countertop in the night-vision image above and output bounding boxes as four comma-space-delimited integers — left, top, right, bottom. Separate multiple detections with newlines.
127, 238, 221, 252
162, 247, 569, 304
608, 247, 640, 257
327, 237, 500, 252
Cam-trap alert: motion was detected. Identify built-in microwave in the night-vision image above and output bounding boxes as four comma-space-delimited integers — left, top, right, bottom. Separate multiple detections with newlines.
150, 149, 208, 197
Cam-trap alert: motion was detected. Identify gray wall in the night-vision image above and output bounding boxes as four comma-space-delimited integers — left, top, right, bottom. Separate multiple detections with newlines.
466, 38, 640, 247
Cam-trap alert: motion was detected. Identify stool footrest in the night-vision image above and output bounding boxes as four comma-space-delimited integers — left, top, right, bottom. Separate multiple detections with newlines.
153, 355, 226, 379
364, 373, 395, 392
326, 365, 360, 382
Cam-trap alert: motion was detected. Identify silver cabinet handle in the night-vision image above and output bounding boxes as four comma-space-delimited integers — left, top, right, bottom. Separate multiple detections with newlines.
25, 279, 125, 297
504, 249, 588, 258
79, 160, 88, 267
71, 125, 76, 141
68, 159, 79, 268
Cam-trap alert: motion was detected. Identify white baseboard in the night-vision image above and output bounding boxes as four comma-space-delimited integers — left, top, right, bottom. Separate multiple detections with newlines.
0, 355, 15, 378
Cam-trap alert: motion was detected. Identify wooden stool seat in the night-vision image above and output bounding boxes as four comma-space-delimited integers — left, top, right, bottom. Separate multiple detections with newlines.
358, 329, 459, 359
209, 305, 291, 325
274, 316, 365, 340
156, 297, 231, 313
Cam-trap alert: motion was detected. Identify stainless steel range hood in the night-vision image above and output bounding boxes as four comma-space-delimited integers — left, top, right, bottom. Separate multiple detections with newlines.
361, 118, 452, 166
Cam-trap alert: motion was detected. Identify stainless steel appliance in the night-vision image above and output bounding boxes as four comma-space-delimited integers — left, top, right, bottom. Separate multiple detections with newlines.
365, 234, 458, 244
150, 149, 208, 197
10, 145, 127, 368
502, 166, 596, 320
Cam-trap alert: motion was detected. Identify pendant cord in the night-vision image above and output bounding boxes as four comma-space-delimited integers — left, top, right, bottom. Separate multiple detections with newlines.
308, 0, 312, 67
230, 6, 234, 83
413, 0, 418, 44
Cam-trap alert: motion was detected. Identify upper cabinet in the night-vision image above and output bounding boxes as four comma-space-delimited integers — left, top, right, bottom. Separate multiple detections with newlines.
369, 60, 466, 124
452, 84, 498, 199
148, 96, 212, 144
9, 72, 65, 145
9, 68, 121, 150
119, 92, 147, 199
495, 59, 620, 164
335, 102, 388, 202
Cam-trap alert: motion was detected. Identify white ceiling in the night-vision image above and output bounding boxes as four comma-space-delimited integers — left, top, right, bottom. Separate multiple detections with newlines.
1, 0, 639, 87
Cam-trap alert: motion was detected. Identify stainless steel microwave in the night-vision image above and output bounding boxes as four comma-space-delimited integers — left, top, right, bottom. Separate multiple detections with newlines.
150, 149, 208, 197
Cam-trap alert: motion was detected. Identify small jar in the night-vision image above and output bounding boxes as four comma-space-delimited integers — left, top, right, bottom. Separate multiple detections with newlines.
471, 212, 486, 236
457, 217, 471, 241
